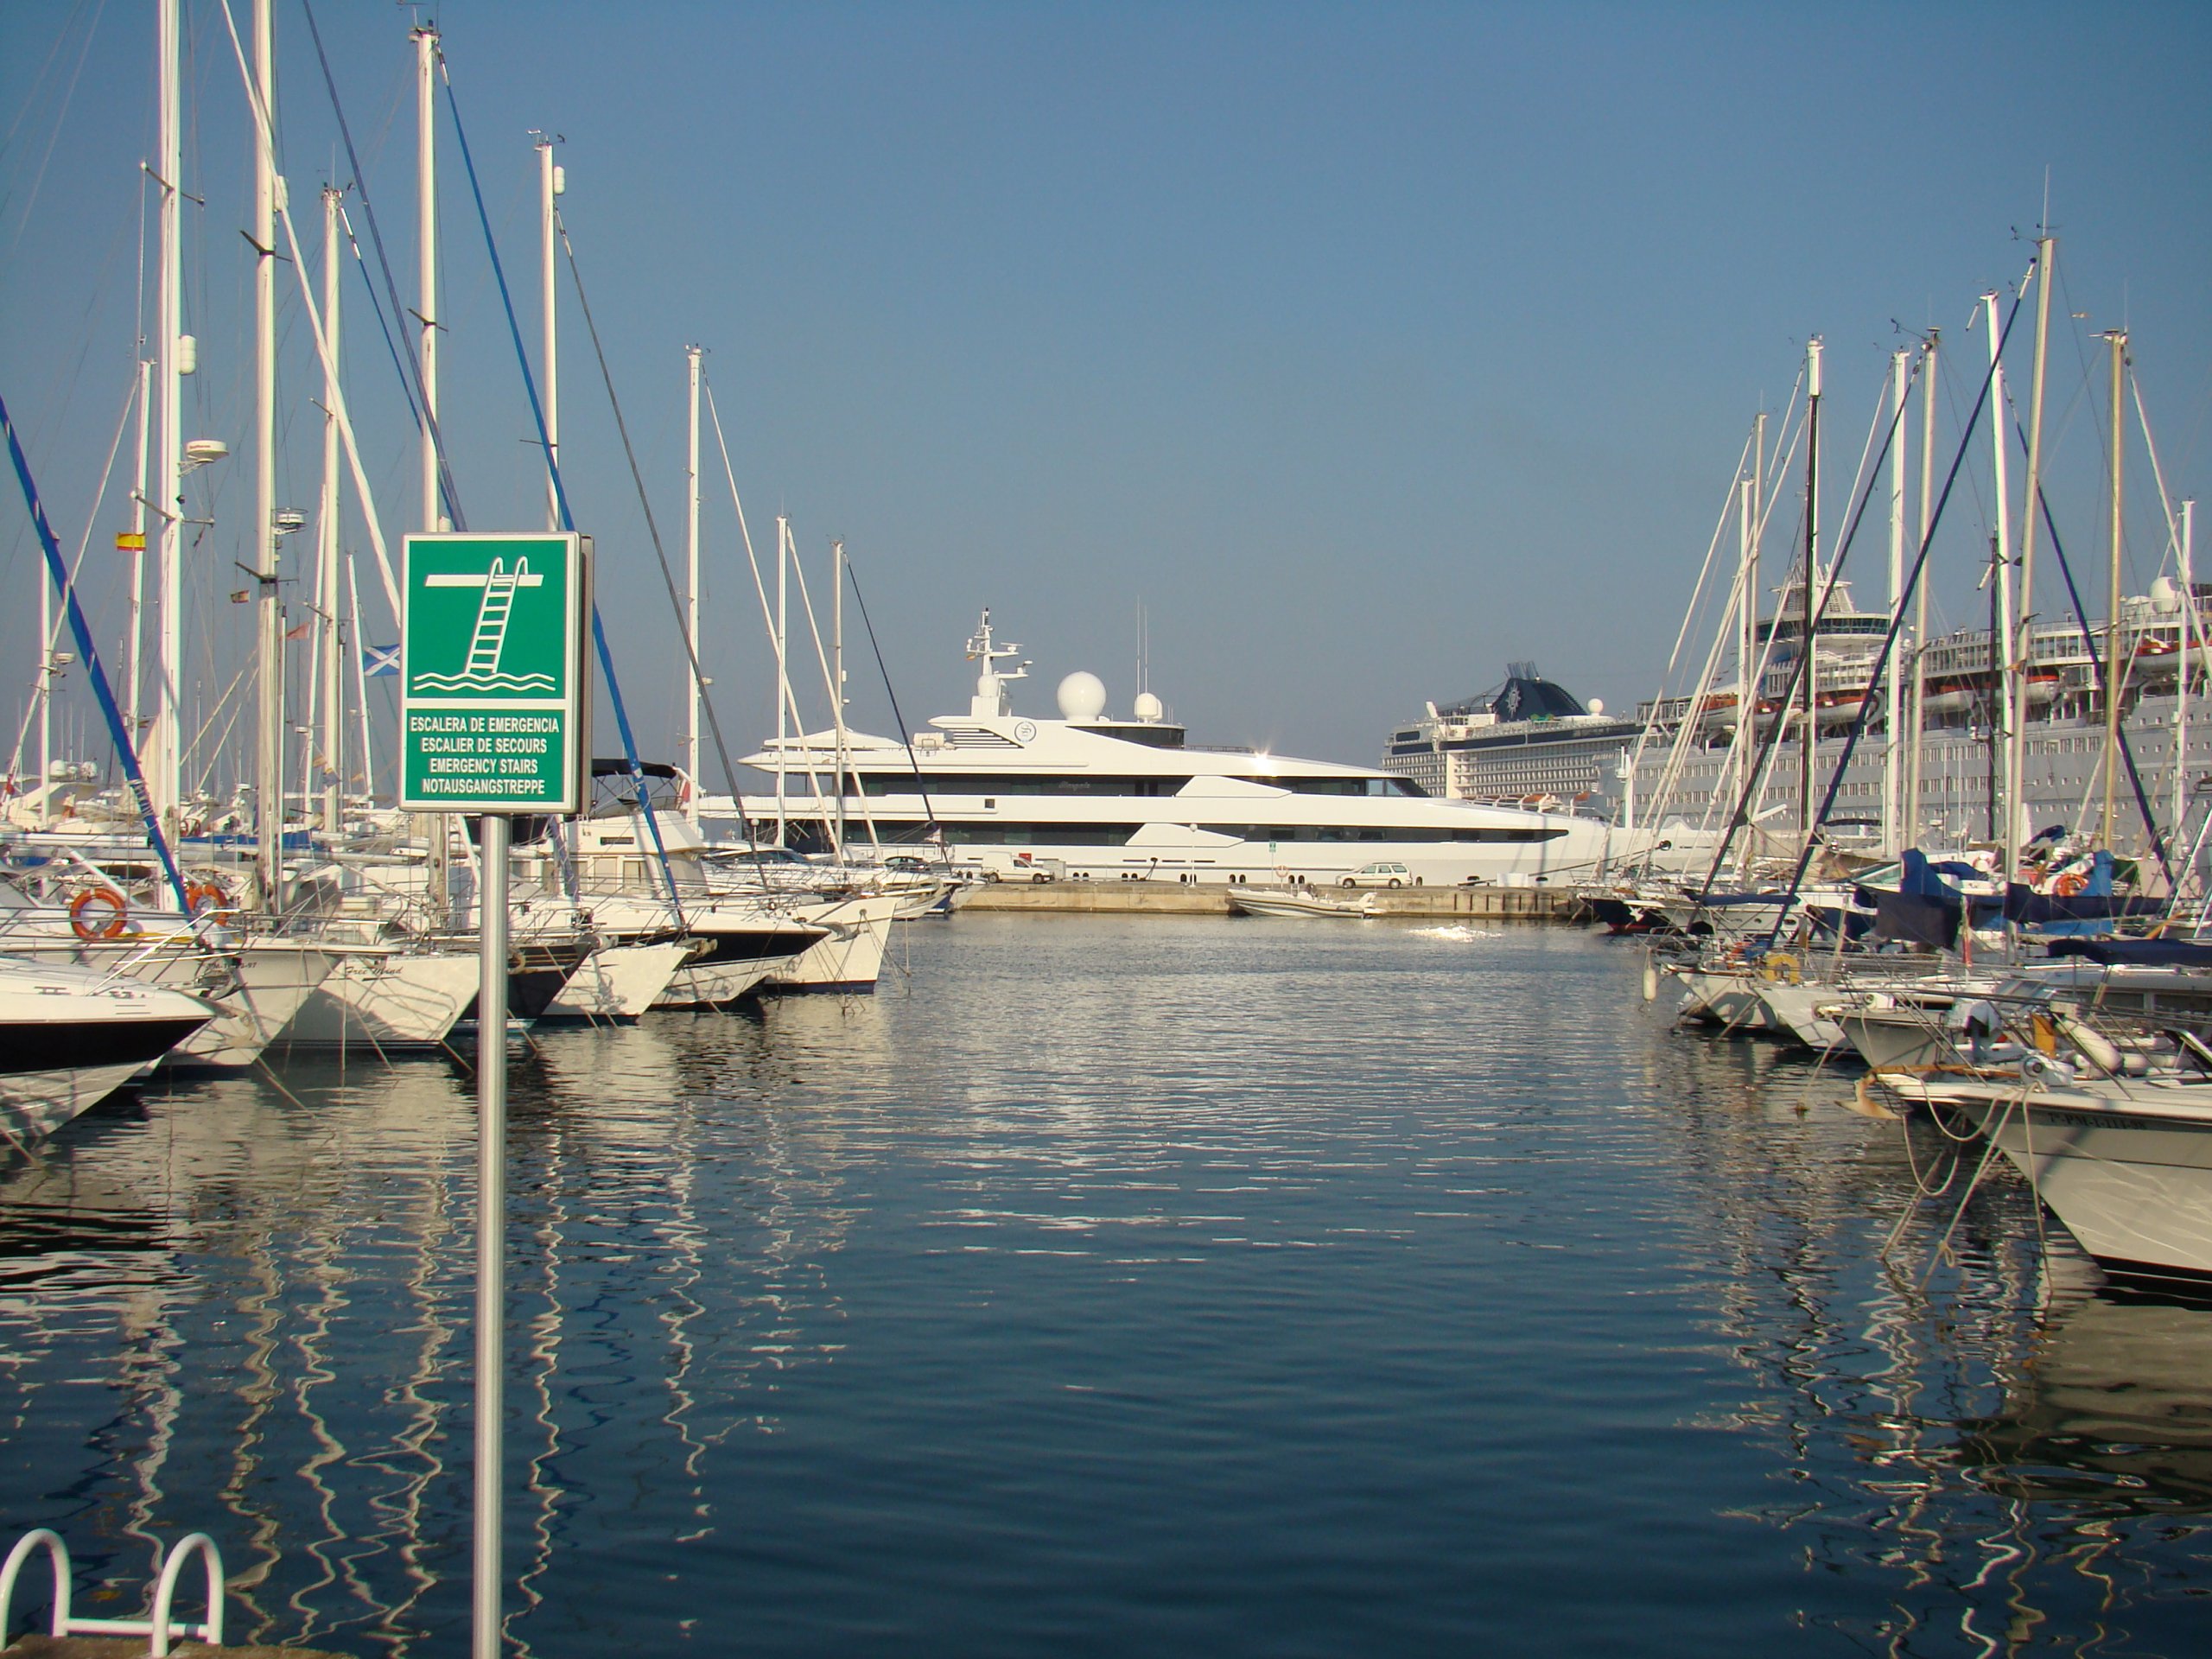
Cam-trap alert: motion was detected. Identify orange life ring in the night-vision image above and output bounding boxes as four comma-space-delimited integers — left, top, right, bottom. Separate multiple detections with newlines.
2052, 870, 2088, 898
185, 880, 231, 918
69, 886, 130, 940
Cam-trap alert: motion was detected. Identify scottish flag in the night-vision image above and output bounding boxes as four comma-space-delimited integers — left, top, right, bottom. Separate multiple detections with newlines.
364, 644, 400, 677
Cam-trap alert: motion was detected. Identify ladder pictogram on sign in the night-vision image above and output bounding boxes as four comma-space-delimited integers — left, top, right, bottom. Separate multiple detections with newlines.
417, 557, 554, 694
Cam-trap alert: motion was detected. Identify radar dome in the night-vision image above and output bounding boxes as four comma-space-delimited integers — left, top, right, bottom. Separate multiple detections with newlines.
1133, 691, 1165, 723
1587, 697, 1605, 716
1057, 671, 1108, 721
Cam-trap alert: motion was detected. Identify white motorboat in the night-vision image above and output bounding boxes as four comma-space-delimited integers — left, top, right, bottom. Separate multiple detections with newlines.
1879, 1064, 2212, 1295
275, 945, 482, 1052
0, 956, 213, 1149
1225, 887, 1376, 919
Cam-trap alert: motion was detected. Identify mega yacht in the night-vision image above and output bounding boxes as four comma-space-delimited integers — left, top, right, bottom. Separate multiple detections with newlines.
733, 613, 1635, 887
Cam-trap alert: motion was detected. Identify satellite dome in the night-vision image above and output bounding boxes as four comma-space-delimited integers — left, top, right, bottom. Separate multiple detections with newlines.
1057, 671, 1108, 721
1133, 691, 1165, 723
1587, 697, 1605, 716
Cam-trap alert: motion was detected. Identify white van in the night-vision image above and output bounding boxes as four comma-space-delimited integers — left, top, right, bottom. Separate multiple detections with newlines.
968, 849, 1067, 883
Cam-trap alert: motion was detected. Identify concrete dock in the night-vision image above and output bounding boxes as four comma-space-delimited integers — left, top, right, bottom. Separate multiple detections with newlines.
961, 880, 1585, 921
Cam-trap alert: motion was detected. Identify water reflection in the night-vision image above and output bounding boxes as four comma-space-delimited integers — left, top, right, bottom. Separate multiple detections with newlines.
0, 925, 2207, 1655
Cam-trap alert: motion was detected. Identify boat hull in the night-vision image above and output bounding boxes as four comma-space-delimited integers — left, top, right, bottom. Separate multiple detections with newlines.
1946, 1088, 2212, 1292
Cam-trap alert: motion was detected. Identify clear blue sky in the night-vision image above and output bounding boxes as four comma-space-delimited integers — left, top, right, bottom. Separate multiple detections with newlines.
4, 1, 2209, 787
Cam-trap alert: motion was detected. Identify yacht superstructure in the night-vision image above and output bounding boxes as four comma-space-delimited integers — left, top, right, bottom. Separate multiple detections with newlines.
735, 613, 1634, 887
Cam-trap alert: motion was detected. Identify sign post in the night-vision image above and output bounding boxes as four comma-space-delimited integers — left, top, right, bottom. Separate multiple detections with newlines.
399, 532, 588, 1659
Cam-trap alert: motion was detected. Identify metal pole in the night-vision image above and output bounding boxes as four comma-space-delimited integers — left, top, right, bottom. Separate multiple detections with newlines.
1884, 347, 1908, 851
685, 346, 702, 815
833, 538, 847, 855
1800, 338, 1821, 849
1981, 291, 2014, 870
416, 24, 441, 534
36, 559, 51, 815
321, 186, 345, 834
416, 22, 448, 920
154, 0, 182, 829
2177, 498, 2195, 860
128, 357, 151, 739
252, 0, 283, 907
1907, 332, 1938, 842
775, 515, 789, 844
473, 810, 509, 1659
2104, 329, 2128, 846
538, 136, 559, 532
2012, 238, 2056, 861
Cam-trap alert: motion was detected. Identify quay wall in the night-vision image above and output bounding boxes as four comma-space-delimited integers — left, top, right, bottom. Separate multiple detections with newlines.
960, 881, 1583, 921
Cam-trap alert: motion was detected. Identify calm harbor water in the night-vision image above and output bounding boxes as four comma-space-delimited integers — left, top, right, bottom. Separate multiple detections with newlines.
5, 916, 2212, 1656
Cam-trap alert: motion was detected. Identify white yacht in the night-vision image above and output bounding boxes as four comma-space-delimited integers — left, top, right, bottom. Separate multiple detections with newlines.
734, 613, 1635, 887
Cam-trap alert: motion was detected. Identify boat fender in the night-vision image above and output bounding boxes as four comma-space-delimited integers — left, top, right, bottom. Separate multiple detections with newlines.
1640, 955, 1659, 1002
2054, 1014, 2123, 1075
69, 886, 130, 940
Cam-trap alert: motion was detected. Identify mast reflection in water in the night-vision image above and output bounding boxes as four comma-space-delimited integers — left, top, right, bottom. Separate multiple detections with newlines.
3, 920, 2209, 1656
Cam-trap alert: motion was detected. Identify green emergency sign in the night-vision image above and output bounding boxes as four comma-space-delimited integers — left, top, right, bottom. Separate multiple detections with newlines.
398, 532, 590, 813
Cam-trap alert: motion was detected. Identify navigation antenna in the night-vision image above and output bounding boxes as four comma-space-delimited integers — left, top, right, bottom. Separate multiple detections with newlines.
966, 607, 1029, 717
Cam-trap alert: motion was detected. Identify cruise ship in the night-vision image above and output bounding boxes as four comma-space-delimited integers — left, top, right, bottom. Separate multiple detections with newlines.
732, 613, 1639, 886
1628, 573, 2211, 869
1382, 664, 1644, 810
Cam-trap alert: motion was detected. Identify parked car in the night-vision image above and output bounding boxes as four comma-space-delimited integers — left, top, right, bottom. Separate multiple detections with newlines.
1341, 861, 1418, 888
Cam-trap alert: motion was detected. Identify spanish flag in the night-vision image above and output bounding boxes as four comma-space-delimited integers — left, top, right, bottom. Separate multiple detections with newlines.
115, 531, 145, 552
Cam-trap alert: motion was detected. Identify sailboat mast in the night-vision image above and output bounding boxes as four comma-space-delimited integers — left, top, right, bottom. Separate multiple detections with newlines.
685, 345, 702, 817
320, 184, 345, 834
2103, 328, 2129, 846
153, 0, 182, 830
1883, 347, 1909, 852
1907, 331, 1938, 840
1734, 474, 1755, 813
2177, 499, 2196, 856
127, 357, 151, 740
414, 22, 448, 918
252, 0, 283, 906
1978, 293, 2016, 868
1799, 338, 1821, 849
833, 538, 848, 856
2011, 238, 2056, 869
775, 514, 789, 845
537, 135, 560, 530
415, 24, 441, 533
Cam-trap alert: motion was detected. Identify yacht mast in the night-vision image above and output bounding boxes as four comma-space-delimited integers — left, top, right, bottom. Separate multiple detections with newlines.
2102, 328, 2129, 846
2177, 499, 2196, 855
775, 514, 789, 844
414, 21, 448, 918
1799, 338, 1821, 850
1732, 474, 1755, 815
2009, 238, 2056, 868
152, 0, 182, 830
1980, 290, 2015, 868
126, 356, 151, 740
415, 23, 442, 535
251, 0, 283, 906
1883, 347, 1909, 851
833, 538, 848, 855
685, 345, 702, 817
1906, 331, 1938, 840
319, 184, 344, 834
537, 135, 560, 531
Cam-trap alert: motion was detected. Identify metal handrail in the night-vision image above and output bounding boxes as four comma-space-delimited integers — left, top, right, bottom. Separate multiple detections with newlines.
2, 1529, 224, 1655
